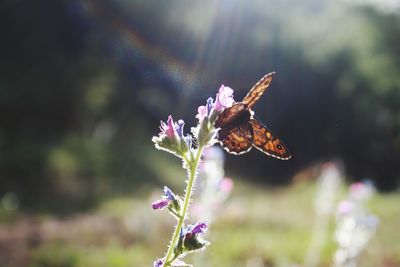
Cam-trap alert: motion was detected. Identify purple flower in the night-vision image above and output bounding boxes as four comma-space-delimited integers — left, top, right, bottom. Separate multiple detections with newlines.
180, 222, 209, 252
159, 115, 178, 139
163, 186, 176, 201
182, 221, 208, 239
214, 85, 234, 112
176, 120, 185, 137
151, 186, 176, 210
154, 259, 188, 267
191, 222, 207, 234
206, 97, 214, 114
152, 198, 170, 210
154, 259, 163, 267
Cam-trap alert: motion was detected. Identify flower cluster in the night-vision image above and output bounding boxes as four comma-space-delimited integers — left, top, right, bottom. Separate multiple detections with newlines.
152, 85, 234, 162
154, 222, 209, 267
152, 116, 191, 159
333, 181, 379, 267
193, 85, 234, 148
176, 222, 209, 255
151, 85, 235, 267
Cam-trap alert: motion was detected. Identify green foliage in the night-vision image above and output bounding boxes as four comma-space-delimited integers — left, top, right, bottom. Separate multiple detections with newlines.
30, 245, 80, 267
30, 243, 152, 267
24, 182, 400, 267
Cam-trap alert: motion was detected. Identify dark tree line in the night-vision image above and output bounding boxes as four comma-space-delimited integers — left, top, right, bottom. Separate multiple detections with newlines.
0, 0, 399, 211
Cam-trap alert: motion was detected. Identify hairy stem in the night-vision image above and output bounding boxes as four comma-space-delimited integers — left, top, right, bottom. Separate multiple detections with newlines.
163, 147, 203, 266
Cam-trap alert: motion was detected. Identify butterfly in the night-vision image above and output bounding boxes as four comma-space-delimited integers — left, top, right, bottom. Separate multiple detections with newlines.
215, 72, 291, 160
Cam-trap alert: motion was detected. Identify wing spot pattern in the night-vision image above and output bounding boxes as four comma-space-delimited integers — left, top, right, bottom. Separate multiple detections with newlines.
216, 72, 291, 160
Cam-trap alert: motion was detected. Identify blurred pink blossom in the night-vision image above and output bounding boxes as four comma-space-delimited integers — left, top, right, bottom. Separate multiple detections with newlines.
350, 181, 373, 200
220, 177, 234, 193
337, 200, 354, 216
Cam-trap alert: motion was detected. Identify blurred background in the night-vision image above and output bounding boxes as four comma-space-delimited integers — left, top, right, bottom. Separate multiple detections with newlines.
0, 0, 400, 266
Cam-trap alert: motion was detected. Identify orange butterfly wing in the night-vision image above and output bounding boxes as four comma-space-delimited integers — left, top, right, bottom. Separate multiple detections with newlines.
249, 118, 291, 160
215, 103, 247, 128
242, 72, 275, 109
216, 72, 291, 160
218, 121, 253, 155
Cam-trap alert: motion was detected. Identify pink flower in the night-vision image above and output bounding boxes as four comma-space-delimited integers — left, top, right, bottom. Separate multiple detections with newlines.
153, 115, 191, 157
214, 85, 234, 112
196, 97, 214, 123
196, 85, 235, 123
350, 182, 364, 191
196, 105, 208, 122
159, 115, 178, 139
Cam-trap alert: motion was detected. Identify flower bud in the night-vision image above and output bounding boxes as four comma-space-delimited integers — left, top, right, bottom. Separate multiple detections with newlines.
152, 186, 182, 218
152, 116, 191, 158
182, 222, 209, 253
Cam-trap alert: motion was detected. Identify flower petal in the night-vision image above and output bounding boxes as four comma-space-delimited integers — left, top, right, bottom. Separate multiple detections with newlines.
214, 85, 234, 112
176, 120, 185, 137
165, 115, 177, 138
191, 222, 207, 235
154, 259, 164, 267
152, 199, 170, 210
206, 97, 214, 115
163, 186, 175, 201
196, 105, 208, 122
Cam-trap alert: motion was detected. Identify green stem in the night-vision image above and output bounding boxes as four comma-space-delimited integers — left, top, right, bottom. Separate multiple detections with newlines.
163, 147, 203, 267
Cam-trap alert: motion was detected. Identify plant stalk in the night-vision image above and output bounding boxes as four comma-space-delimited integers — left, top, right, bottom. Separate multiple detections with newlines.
163, 146, 203, 266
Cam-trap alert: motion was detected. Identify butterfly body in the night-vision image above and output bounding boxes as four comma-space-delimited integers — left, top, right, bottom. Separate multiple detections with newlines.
215, 102, 249, 129
215, 72, 291, 160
